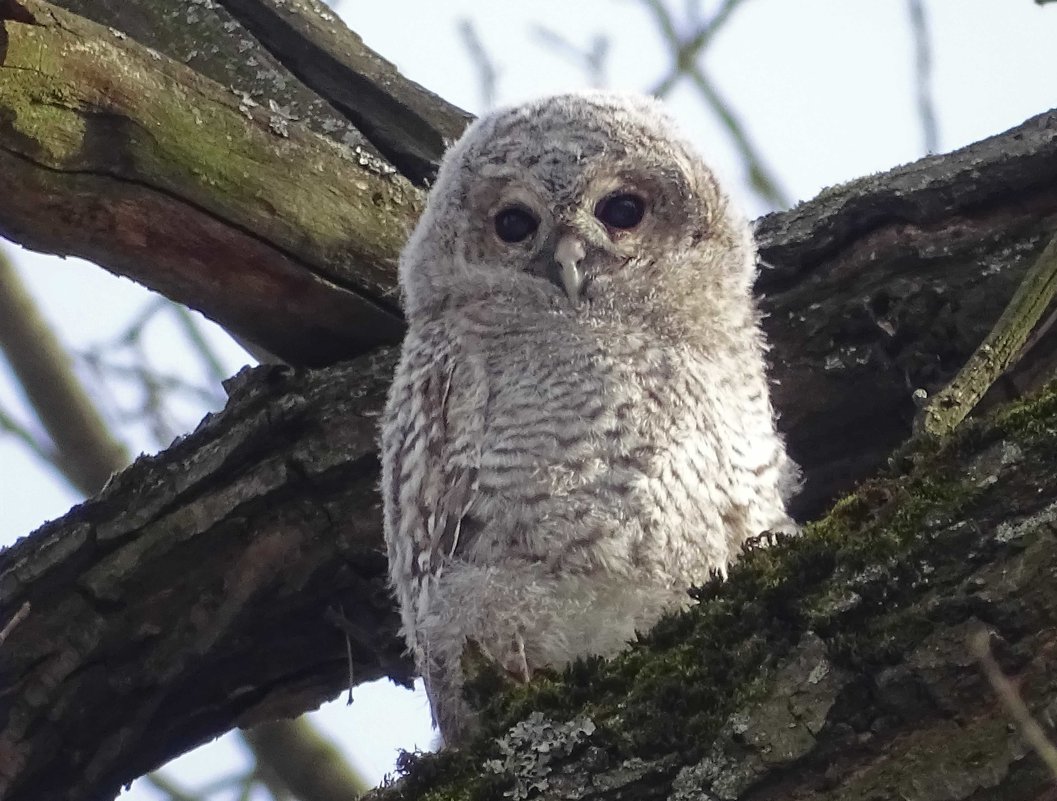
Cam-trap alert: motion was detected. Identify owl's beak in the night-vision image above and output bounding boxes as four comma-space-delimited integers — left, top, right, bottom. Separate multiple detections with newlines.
552, 235, 586, 304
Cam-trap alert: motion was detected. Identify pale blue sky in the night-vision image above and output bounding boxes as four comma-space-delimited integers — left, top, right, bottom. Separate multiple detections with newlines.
3, 2, 1056, 797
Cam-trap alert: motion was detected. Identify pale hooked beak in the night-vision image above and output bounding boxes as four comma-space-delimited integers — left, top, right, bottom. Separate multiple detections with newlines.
553, 235, 586, 304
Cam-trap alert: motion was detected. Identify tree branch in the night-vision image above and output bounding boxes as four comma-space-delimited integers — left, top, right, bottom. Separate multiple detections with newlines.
0, 349, 411, 801
0, 0, 415, 365
373, 381, 1057, 801
3, 3, 1057, 797
212, 0, 470, 184
48, 0, 470, 186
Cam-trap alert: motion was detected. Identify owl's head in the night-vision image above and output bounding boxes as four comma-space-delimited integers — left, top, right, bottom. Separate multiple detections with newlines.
399, 91, 756, 329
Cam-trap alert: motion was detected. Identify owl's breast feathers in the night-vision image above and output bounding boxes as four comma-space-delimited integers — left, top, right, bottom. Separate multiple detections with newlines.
383, 309, 790, 609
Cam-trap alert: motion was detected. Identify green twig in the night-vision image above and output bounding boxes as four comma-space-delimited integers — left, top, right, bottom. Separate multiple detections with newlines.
917, 231, 1057, 437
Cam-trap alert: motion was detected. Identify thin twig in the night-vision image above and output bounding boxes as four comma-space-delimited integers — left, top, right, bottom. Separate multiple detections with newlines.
80, 356, 222, 407
0, 406, 55, 466
685, 65, 789, 208
457, 18, 498, 110
649, 0, 745, 97
141, 771, 200, 801
169, 302, 230, 390
0, 601, 30, 647
907, 0, 940, 153
641, 0, 789, 209
531, 26, 610, 87
340, 604, 356, 704
970, 629, 1057, 782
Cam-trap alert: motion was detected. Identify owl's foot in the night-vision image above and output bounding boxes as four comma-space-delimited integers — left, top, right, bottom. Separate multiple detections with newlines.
511, 631, 531, 683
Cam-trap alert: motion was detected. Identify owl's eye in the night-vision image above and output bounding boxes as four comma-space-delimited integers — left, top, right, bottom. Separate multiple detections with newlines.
596, 193, 646, 230
494, 207, 539, 243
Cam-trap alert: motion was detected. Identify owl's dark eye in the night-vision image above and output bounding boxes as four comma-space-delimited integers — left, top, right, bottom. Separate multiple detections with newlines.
596, 193, 646, 230
494, 207, 539, 243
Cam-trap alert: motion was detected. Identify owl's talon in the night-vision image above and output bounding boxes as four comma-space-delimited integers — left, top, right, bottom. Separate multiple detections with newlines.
515, 631, 531, 683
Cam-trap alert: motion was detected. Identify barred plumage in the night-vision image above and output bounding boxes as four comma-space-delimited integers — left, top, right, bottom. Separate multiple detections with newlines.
381, 92, 796, 744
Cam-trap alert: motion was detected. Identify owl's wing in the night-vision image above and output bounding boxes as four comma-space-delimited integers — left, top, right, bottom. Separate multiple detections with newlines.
382, 333, 487, 586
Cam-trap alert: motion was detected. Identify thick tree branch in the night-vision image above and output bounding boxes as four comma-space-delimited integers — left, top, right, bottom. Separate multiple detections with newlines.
213, 0, 471, 184
374, 383, 1057, 801
1, 349, 410, 801
48, 0, 470, 186
754, 108, 1057, 514
0, 0, 415, 364
3, 0, 1057, 384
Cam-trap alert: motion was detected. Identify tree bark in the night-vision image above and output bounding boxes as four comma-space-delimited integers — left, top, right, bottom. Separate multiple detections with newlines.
2, 1, 1057, 800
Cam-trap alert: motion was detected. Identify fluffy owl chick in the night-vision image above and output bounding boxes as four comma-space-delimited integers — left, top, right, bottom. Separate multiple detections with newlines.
381, 91, 796, 745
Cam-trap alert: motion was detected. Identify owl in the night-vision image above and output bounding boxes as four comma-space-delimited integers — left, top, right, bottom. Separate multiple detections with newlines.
381, 91, 796, 745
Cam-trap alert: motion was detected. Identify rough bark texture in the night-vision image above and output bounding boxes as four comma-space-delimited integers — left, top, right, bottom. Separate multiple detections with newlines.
0, 0, 424, 363
1, 350, 411, 801
1, 1, 1057, 800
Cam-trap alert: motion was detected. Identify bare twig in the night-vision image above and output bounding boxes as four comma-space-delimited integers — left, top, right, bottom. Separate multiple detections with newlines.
0, 601, 30, 647
649, 0, 745, 97
0, 248, 129, 494
907, 0, 940, 153
641, 0, 789, 209
970, 629, 1057, 782
141, 771, 201, 801
169, 303, 233, 389
531, 26, 610, 87
79, 356, 222, 406
457, 19, 499, 110
0, 406, 54, 467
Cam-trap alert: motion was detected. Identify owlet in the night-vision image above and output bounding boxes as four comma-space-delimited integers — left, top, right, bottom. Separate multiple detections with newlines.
381, 91, 796, 745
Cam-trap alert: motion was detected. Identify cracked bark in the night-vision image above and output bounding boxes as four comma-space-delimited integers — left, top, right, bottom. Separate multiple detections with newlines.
1, 1, 1057, 799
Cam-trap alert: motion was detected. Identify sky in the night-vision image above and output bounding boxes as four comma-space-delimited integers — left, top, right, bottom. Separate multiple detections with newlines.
2, 1, 1057, 797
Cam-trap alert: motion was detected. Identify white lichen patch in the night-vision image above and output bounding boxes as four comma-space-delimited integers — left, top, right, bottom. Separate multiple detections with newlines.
671, 632, 852, 800
994, 500, 1057, 544
485, 712, 596, 800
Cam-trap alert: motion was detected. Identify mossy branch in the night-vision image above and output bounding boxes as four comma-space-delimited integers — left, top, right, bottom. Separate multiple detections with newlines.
378, 383, 1057, 801
0, 0, 418, 364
